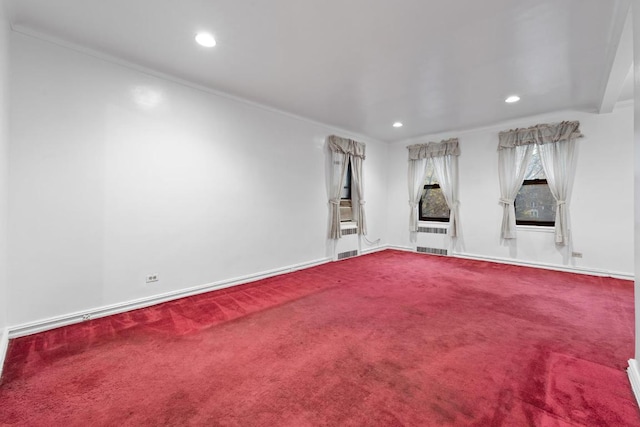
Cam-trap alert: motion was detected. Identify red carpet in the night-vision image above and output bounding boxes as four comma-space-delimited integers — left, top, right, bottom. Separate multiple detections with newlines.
0, 250, 637, 426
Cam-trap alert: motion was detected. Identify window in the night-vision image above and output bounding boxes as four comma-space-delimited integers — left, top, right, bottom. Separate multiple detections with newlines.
419, 160, 450, 222
340, 161, 354, 222
514, 145, 555, 226
328, 135, 367, 238
340, 161, 352, 200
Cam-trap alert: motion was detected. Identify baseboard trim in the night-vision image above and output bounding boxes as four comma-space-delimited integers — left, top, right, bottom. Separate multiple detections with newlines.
386, 245, 415, 253
628, 359, 640, 407
8, 256, 332, 339
7, 247, 632, 339
452, 252, 633, 280
361, 245, 389, 255
0, 328, 8, 380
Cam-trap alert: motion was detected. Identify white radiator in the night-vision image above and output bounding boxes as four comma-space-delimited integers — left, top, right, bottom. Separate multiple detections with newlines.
336, 223, 359, 260
416, 225, 449, 255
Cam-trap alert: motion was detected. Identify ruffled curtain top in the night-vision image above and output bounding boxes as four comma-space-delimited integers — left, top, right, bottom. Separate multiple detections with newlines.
498, 121, 583, 149
407, 138, 460, 160
328, 135, 366, 159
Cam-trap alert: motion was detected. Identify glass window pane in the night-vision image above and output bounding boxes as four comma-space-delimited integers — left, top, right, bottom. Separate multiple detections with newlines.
424, 160, 438, 185
515, 182, 556, 223
341, 163, 352, 199
524, 145, 546, 180
340, 186, 350, 199
420, 187, 450, 220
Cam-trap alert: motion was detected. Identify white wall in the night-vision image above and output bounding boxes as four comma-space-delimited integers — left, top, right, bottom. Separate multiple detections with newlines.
7, 32, 388, 327
0, 2, 10, 334
387, 106, 634, 276
5, 25, 634, 330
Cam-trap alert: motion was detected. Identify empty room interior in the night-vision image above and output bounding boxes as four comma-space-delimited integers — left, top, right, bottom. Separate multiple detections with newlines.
1, 0, 640, 425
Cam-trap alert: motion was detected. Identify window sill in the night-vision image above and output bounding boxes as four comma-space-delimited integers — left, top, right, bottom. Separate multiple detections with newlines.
340, 222, 357, 230
418, 221, 449, 228
516, 224, 554, 233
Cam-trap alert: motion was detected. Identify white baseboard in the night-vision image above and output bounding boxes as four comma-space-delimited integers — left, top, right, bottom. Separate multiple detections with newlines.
0, 327, 8, 380
382, 244, 633, 280
8, 256, 332, 339
361, 245, 390, 255
628, 359, 640, 407
6, 246, 632, 339
385, 244, 415, 252
452, 252, 634, 280
8, 247, 395, 339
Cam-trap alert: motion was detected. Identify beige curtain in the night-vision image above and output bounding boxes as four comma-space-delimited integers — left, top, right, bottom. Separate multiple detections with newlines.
327, 135, 366, 239
408, 138, 460, 160
498, 121, 583, 149
328, 149, 349, 240
350, 155, 367, 235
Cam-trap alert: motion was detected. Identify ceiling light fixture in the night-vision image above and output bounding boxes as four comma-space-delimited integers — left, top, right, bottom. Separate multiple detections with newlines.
195, 32, 216, 47
505, 95, 520, 103
393, 122, 403, 128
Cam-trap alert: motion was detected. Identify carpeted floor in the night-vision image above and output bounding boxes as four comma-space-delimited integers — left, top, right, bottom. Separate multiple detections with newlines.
0, 250, 638, 426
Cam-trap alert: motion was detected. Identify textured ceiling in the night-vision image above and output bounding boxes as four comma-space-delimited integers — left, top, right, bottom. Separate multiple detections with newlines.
6, 0, 631, 142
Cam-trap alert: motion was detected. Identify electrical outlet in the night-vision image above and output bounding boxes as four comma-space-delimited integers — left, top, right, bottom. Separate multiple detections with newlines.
146, 274, 159, 283
571, 252, 583, 258
82, 314, 91, 321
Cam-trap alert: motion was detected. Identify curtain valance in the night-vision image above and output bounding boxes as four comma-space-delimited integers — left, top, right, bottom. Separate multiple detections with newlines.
328, 135, 366, 159
498, 121, 583, 149
407, 138, 460, 160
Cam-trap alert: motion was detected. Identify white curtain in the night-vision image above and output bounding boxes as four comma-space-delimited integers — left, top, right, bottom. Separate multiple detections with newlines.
497, 121, 583, 243
538, 140, 578, 245
407, 138, 460, 235
327, 135, 366, 239
432, 155, 460, 237
498, 144, 533, 239
408, 158, 428, 232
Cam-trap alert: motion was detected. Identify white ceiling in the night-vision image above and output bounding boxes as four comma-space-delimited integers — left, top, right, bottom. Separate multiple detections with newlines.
5, 0, 632, 142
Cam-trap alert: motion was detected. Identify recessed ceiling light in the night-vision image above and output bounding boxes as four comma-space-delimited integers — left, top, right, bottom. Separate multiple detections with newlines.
195, 32, 216, 47
505, 95, 520, 103
393, 122, 403, 128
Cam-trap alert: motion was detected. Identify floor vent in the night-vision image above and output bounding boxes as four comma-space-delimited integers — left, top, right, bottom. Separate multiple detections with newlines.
341, 227, 358, 236
417, 246, 448, 256
337, 250, 358, 260
417, 226, 447, 234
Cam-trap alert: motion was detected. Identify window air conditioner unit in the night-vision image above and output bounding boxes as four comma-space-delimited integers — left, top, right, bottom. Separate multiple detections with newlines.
340, 200, 353, 222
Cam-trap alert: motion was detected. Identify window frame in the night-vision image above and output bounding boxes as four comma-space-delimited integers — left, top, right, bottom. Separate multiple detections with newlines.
340, 161, 354, 223
418, 183, 450, 223
341, 161, 352, 201
514, 178, 555, 227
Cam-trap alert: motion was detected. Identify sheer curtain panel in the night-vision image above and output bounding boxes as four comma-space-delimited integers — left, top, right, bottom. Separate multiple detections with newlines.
432, 154, 460, 237
327, 135, 367, 239
497, 144, 533, 239
538, 139, 578, 245
328, 148, 348, 239
407, 158, 428, 232
407, 138, 461, 235
350, 155, 367, 235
